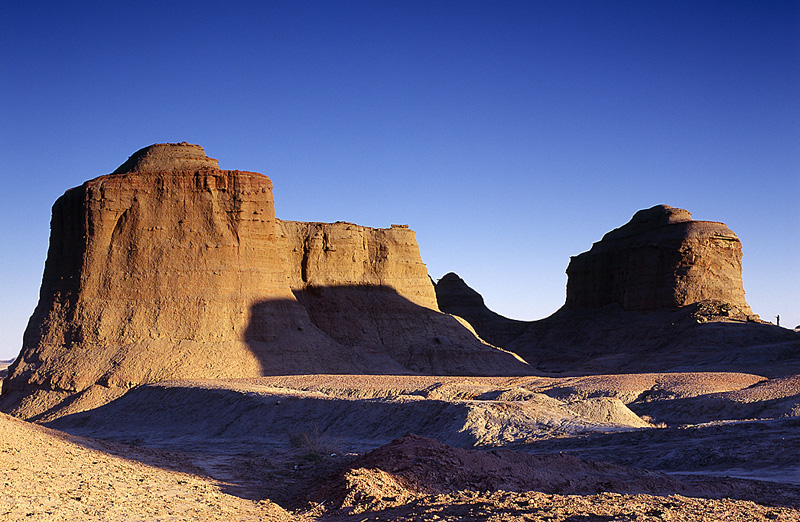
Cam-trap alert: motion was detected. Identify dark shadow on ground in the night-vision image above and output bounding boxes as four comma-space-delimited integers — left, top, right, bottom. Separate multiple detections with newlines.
511, 416, 800, 479
506, 305, 800, 377
242, 284, 531, 377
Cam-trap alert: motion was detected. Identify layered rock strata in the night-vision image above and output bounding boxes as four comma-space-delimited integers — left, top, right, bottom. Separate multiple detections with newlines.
565, 205, 753, 315
3, 143, 528, 412
279, 221, 438, 309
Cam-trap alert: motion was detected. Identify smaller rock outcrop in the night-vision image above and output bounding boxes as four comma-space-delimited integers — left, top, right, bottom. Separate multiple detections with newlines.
565, 205, 753, 315
502, 205, 800, 375
434, 273, 529, 347
433, 206, 798, 376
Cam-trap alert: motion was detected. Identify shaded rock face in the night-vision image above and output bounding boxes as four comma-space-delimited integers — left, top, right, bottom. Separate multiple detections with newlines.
4, 144, 527, 402
434, 273, 529, 347
565, 205, 753, 314
505, 306, 800, 377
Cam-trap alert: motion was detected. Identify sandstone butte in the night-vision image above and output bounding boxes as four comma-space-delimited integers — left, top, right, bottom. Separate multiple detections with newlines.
2, 143, 528, 413
563, 204, 754, 315
438, 204, 756, 331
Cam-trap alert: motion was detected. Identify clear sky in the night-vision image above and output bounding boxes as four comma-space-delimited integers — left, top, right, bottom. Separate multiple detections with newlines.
1, 1, 798, 360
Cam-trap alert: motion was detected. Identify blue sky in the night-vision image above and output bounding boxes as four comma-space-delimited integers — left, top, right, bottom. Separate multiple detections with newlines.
1, 1, 798, 360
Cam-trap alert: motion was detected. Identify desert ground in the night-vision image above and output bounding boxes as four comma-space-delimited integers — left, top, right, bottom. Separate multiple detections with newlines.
3, 370, 799, 521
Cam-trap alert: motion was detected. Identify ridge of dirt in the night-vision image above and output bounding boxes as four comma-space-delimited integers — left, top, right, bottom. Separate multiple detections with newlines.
320, 490, 800, 521
42, 378, 656, 453
304, 434, 800, 517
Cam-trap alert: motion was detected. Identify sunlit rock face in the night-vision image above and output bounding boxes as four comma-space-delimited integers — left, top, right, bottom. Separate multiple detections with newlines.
564, 204, 753, 314
9, 143, 294, 394
279, 221, 439, 310
4, 143, 528, 406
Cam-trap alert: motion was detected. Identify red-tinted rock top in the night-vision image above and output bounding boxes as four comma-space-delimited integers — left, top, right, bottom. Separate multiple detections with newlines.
112, 142, 220, 173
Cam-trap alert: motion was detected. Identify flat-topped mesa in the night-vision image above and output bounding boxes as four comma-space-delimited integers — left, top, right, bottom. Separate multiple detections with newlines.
564, 204, 753, 315
3, 143, 527, 415
112, 142, 220, 173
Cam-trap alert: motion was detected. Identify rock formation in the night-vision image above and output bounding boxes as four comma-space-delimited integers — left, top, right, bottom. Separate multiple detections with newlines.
564, 204, 753, 315
434, 272, 529, 347
429, 206, 798, 376
2, 143, 528, 415
505, 205, 797, 375
279, 221, 437, 309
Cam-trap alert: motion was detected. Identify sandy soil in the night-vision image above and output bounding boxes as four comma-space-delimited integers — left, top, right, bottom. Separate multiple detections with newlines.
3, 372, 800, 520
0, 412, 295, 521
3, 413, 798, 521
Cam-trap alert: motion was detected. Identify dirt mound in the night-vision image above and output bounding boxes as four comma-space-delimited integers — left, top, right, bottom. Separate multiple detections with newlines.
309, 434, 800, 515
340, 433, 686, 494
321, 490, 799, 521
564, 396, 651, 427
633, 374, 800, 425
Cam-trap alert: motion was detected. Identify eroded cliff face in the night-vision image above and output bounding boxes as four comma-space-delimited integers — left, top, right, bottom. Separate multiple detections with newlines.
4, 143, 527, 411
564, 205, 753, 315
11, 144, 297, 394
278, 221, 438, 309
